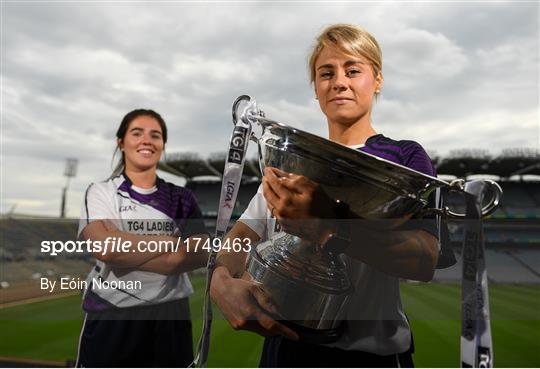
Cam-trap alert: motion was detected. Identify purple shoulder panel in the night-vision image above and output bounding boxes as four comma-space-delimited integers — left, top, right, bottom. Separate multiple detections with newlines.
360, 134, 436, 176
117, 177, 197, 220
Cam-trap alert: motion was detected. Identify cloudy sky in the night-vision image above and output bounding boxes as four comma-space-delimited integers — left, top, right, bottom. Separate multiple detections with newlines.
1, 1, 538, 217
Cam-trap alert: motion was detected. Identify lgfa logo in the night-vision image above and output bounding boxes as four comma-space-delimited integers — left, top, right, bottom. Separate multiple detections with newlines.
223, 181, 235, 209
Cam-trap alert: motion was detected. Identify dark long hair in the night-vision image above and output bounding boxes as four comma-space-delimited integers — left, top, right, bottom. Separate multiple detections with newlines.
111, 109, 168, 177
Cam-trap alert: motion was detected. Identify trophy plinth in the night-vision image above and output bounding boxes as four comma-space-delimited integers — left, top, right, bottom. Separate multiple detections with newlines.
247, 233, 352, 340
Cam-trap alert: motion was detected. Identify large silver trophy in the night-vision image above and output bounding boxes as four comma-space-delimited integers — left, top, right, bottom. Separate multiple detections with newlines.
230, 95, 502, 340
194, 95, 502, 368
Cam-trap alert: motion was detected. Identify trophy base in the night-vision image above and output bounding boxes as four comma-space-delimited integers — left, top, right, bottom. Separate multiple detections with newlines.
281, 320, 345, 344
247, 235, 352, 332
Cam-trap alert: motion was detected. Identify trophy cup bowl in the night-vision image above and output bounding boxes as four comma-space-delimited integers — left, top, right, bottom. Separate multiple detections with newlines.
233, 96, 502, 342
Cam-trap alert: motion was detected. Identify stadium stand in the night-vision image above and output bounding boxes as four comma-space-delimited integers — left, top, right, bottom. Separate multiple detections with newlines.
485, 249, 540, 284
444, 181, 540, 219
508, 249, 540, 275
162, 148, 540, 214
159, 148, 540, 286
236, 180, 261, 210
1, 149, 538, 290
1, 259, 93, 284
0, 217, 92, 285
433, 249, 540, 284
432, 251, 463, 282
186, 179, 222, 217
185, 177, 259, 219
0, 218, 81, 261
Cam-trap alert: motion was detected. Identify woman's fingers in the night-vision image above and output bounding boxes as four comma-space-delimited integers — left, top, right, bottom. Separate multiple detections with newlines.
252, 309, 299, 341
250, 282, 279, 316
262, 176, 280, 215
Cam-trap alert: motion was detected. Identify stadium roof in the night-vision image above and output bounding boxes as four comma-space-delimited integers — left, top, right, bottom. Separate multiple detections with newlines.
437, 149, 540, 177
160, 149, 539, 179
159, 152, 261, 179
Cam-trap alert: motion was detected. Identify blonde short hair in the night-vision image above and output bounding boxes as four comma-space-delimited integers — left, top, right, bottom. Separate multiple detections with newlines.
309, 24, 383, 83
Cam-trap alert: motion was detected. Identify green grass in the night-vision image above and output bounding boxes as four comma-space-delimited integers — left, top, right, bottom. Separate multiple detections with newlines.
0, 279, 538, 367
401, 283, 540, 367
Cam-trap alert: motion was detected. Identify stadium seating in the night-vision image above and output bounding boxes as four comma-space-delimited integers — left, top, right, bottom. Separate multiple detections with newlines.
444, 182, 540, 219
433, 249, 540, 284
485, 249, 540, 284
433, 251, 463, 282
186, 180, 222, 216
3, 149, 539, 286
186, 178, 259, 218
511, 249, 540, 274
0, 218, 94, 284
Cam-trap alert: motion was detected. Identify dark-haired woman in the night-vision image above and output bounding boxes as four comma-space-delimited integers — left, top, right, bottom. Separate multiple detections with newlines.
76, 109, 209, 367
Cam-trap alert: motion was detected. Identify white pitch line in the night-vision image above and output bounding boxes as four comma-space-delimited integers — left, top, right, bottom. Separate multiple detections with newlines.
0, 291, 80, 309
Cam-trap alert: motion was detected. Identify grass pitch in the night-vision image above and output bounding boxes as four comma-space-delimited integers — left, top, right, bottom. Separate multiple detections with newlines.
0, 279, 538, 367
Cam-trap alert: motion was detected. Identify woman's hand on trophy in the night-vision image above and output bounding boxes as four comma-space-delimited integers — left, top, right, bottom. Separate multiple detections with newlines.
210, 266, 299, 340
262, 167, 336, 244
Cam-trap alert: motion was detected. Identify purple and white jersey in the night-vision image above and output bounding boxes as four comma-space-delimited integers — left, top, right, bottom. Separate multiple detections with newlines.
78, 173, 207, 310
360, 134, 436, 177
239, 134, 440, 355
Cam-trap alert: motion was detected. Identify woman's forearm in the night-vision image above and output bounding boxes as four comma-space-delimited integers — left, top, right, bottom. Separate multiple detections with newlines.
82, 220, 182, 268
345, 224, 439, 282
136, 234, 211, 274
215, 221, 261, 278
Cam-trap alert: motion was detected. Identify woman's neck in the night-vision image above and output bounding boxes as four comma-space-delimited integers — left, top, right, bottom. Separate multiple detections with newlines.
124, 167, 157, 189
327, 118, 377, 146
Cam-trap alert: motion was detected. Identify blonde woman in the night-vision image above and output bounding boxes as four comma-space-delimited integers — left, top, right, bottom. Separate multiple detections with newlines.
210, 24, 450, 368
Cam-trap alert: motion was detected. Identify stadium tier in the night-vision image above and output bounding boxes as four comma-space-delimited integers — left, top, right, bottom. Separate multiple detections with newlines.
158, 152, 261, 179
433, 249, 540, 284
436, 148, 539, 177
161, 150, 540, 287
185, 180, 222, 217
443, 181, 540, 219
162, 149, 540, 178
182, 178, 540, 221
1, 259, 93, 285
0, 218, 81, 262
1, 149, 539, 286
512, 249, 540, 274
161, 149, 540, 219
185, 178, 260, 218
0, 218, 93, 285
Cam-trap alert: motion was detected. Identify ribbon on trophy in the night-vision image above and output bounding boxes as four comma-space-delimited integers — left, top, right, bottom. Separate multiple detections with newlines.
460, 180, 494, 368
192, 96, 258, 368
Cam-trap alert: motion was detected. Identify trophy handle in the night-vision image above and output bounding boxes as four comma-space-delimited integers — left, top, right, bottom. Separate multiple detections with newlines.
424, 179, 503, 219
232, 95, 264, 143
232, 95, 252, 123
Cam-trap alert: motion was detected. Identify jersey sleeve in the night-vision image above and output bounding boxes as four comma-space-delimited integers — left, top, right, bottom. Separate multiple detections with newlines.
396, 190, 439, 243
78, 183, 118, 238
398, 141, 455, 268
178, 190, 210, 238
402, 141, 436, 177
395, 140, 438, 238
238, 184, 268, 239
